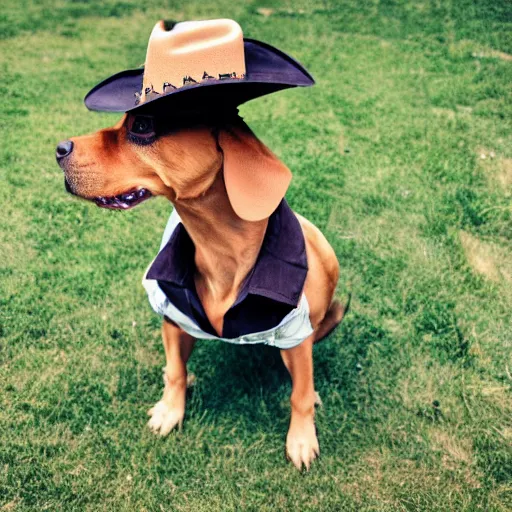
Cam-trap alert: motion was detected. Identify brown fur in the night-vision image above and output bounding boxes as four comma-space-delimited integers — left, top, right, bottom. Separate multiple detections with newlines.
59, 113, 345, 470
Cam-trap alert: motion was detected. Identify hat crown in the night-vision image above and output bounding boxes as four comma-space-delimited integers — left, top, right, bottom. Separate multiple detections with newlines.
140, 19, 246, 102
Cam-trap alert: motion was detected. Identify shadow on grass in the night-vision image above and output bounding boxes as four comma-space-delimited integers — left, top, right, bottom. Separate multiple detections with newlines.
176, 308, 403, 435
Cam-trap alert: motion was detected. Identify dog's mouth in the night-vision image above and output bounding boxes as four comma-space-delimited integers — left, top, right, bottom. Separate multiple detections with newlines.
94, 188, 152, 210
65, 180, 152, 210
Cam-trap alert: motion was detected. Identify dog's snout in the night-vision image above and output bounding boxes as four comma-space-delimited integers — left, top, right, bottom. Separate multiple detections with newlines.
56, 140, 74, 161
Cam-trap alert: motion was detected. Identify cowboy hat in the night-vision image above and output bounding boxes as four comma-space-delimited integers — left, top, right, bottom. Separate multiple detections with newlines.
84, 18, 315, 113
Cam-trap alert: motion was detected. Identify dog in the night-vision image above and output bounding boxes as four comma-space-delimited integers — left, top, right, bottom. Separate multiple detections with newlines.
56, 110, 345, 470
55, 18, 346, 471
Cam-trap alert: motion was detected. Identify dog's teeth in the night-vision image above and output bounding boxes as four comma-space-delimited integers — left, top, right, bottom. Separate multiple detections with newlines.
124, 193, 135, 202
137, 189, 146, 198
114, 198, 129, 209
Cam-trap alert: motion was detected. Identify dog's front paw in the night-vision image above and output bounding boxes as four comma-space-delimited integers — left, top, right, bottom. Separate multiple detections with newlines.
147, 400, 185, 436
147, 370, 195, 436
286, 415, 320, 471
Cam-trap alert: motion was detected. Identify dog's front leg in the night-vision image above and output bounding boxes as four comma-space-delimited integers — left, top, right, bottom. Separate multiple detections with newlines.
280, 334, 319, 470
147, 318, 196, 436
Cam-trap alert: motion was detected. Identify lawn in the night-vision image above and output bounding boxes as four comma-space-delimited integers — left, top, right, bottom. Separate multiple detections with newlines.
1, 1, 511, 510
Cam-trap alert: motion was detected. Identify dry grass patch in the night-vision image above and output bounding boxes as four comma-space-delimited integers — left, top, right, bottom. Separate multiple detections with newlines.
399, 362, 466, 421
459, 231, 512, 283
450, 40, 512, 62
432, 107, 456, 119
479, 150, 512, 195
498, 158, 512, 191
430, 430, 473, 466
472, 49, 512, 62
342, 447, 479, 509
340, 448, 400, 508
472, 383, 512, 415
475, 146, 497, 162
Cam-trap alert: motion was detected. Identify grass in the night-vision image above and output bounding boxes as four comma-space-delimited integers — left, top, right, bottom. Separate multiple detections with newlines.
1, 0, 511, 510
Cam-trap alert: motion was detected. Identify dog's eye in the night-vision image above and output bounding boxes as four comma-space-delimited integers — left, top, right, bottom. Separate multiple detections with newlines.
130, 116, 155, 135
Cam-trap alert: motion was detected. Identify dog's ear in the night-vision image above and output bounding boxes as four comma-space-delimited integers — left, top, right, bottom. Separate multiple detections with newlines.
218, 123, 292, 222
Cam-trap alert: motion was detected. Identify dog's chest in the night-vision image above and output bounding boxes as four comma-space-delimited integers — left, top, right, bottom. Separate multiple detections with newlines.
194, 279, 238, 337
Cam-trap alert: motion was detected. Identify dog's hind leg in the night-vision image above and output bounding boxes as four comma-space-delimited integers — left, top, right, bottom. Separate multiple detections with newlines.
310, 295, 350, 411
313, 294, 351, 344
147, 317, 196, 436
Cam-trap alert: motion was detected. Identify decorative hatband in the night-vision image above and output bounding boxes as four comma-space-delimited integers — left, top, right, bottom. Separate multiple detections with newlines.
135, 71, 246, 104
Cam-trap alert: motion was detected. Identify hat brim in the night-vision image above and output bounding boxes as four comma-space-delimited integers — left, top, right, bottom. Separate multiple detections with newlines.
84, 39, 315, 113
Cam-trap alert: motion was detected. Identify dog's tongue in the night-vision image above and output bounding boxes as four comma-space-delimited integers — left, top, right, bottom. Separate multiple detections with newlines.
95, 188, 151, 209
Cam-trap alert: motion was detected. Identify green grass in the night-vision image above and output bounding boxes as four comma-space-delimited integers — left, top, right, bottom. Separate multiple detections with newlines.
1, 1, 511, 510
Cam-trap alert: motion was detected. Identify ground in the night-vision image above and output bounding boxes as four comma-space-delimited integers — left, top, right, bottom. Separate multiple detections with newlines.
1, 1, 511, 510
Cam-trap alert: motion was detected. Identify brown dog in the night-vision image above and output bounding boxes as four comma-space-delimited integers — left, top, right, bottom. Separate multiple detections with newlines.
56, 111, 345, 470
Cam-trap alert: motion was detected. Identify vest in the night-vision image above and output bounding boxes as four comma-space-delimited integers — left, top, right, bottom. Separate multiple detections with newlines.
142, 200, 313, 349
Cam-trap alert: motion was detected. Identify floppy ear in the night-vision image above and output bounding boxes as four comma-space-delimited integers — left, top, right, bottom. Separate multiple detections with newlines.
218, 123, 292, 222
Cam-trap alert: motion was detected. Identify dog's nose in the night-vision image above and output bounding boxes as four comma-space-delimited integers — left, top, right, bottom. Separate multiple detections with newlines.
56, 140, 74, 161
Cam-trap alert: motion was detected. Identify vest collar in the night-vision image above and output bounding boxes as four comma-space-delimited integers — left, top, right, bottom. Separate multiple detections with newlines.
146, 199, 308, 307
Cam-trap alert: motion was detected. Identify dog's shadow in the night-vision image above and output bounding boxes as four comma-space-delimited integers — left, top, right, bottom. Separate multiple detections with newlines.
182, 310, 385, 433
186, 342, 294, 432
